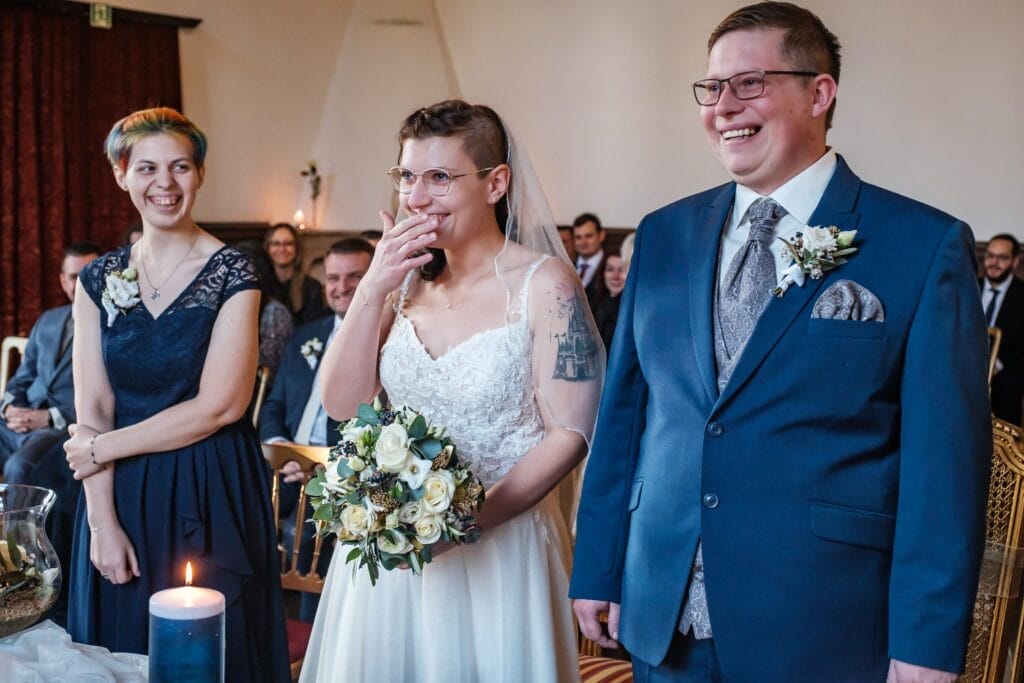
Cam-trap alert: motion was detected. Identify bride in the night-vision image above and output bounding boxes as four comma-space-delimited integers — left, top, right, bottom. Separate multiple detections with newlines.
300, 100, 604, 682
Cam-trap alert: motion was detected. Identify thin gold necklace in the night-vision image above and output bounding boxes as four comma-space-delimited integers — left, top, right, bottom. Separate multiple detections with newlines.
140, 231, 200, 301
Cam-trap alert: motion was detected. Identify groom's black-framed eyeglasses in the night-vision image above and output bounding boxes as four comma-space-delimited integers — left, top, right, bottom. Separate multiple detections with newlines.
692, 70, 819, 106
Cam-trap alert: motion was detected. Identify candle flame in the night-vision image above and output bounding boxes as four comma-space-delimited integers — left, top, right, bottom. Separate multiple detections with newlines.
293, 210, 304, 223
185, 561, 193, 586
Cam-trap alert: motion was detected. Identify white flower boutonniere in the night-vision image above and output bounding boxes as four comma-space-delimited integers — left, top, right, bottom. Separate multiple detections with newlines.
101, 267, 141, 327
300, 337, 324, 369
773, 226, 858, 297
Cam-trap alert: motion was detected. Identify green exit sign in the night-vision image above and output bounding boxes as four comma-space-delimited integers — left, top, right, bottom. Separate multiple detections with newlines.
89, 3, 113, 29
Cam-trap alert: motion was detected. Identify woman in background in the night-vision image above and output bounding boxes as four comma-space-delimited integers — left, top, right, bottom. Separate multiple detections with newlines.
63, 107, 289, 682
263, 222, 327, 324
236, 241, 294, 377
593, 251, 628, 352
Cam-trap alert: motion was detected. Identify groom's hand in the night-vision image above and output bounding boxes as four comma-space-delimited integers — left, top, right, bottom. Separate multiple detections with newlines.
573, 599, 621, 649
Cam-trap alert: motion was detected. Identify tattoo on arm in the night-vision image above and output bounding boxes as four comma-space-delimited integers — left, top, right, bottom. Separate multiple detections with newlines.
551, 287, 600, 381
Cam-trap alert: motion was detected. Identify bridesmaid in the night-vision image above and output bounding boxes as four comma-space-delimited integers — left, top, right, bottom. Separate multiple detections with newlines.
63, 107, 289, 682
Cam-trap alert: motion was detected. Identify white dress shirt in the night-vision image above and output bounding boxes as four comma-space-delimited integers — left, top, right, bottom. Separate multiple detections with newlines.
982, 276, 1012, 326
294, 315, 342, 446
718, 149, 838, 288
576, 252, 604, 288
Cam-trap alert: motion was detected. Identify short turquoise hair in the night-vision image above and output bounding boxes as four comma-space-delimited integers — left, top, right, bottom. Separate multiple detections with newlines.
104, 107, 208, 170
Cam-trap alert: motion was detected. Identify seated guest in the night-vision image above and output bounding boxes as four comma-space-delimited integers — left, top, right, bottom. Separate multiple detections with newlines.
264, 222, 328, 324
1, 242, 101, 483
259, 237, 373, 620
559, 226, 577, 262
592, 253, 628, 353
573, 212, 608, 307
236, 241, 293, 379
981, 233, 1024, 424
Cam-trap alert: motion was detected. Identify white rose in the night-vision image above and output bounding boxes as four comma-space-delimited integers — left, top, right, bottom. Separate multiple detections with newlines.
376, 423, 412, 472
399, 501, 424, 525
421, 470, 456, 513
398, 455, 433, 490
377, 529, 413, 555
341, 424, 370, 444
104, 273, 141, 308
385, 510, 401, 529
340, 505, 370, 537
800, 227, 836, 255
414, 514, 443, 545
348, 456, 366, 472
324, 460, 348, 492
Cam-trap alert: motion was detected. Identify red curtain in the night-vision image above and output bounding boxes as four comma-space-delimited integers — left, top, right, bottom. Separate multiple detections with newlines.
0, 3, 182, 337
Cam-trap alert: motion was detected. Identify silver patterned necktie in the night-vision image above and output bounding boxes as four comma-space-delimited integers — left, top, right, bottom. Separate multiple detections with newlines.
717, 197, 787, 370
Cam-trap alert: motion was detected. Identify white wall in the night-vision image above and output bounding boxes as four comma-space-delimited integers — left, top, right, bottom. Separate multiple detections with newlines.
113, 0, 1023, 239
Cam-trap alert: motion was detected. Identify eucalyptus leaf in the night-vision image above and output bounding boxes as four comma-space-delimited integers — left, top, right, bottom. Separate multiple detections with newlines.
408, 415, 427, 439
419, 439, 442, 459
313, 504, 335, 522
304, 477, 324, 497
357, 403, 381, 425
409, 551, 422, 574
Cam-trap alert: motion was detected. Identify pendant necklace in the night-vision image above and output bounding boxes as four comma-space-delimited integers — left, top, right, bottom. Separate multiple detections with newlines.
140, 230, 200, 301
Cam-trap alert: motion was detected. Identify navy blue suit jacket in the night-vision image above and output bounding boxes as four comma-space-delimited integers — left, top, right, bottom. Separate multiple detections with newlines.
259, 315, 340, 444
3, 305, 75, 422
570, 157, 991, 680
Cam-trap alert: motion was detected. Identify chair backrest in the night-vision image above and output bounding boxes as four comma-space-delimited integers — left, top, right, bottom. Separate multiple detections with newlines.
987, 327, 1002, 390
251, 365, 271, 428
262, 442, 331, 594
962, 417, 1024, 682
0, 336, 28, 395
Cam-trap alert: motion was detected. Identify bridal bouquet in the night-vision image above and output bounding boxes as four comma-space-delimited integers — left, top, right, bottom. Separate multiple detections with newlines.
305, 400, 485, 585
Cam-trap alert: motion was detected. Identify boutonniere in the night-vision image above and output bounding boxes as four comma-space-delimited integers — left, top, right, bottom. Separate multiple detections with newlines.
773, 226, 858, 297
101, 267, 141, 327
300, 337, 324, 369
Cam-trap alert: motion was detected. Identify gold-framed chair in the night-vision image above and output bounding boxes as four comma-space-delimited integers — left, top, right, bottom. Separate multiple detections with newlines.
251, 365, 271, 428
987, 327, 1002, 390
262, 442, 330, 681
961, 417, 1024, 681
0, 335, 28, 395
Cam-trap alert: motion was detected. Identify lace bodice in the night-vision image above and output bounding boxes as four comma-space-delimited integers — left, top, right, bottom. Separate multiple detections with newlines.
379, 258, 548, 486
80, 245, 258, 427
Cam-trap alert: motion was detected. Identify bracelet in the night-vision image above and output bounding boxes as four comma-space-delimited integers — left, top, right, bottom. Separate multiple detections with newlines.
89, 435, 99, 466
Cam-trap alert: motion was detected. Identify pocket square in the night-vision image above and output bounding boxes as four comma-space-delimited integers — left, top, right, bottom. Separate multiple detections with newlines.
811, 279, 885, 322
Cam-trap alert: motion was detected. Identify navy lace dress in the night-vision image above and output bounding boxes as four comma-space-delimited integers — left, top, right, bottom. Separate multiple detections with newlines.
68, 245, 290, 682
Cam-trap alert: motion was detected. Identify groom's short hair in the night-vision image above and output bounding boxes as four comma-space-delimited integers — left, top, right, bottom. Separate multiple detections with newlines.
709, 2, 842, 130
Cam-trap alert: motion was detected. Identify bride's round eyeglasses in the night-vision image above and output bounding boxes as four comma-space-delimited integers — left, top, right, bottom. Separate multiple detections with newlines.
386, 166, 495, 197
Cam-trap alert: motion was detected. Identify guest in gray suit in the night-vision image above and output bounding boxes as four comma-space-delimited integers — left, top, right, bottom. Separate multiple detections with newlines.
1, 241, 101, 482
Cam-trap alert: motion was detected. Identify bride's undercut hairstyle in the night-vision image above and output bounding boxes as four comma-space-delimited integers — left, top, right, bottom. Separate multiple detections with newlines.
398, 100, 510, 281
104, 107, 208, 171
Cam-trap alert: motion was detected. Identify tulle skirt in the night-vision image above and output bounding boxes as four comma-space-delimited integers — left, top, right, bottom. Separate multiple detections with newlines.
299, 493, 581, 683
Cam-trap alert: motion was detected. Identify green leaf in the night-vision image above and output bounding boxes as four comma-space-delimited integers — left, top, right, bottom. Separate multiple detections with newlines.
344, 491, 361, 505
304, 477, 324, 497
421, 544, 433, 564
313, 503, 335, 522
336, 460, 354, 478
419, 439, 442, 459
408, 415, 427, 439
409, 486, 425, 501
833, 247, 857, 257
409, 551, 422, 574
357, 403, 381, 425
345, 547, 362, 564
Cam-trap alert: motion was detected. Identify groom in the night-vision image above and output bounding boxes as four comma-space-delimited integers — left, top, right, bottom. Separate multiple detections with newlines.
571, 3, 991, 681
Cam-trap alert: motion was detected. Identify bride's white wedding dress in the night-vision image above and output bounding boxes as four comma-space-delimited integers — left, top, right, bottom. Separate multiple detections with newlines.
300, 257, 581, 683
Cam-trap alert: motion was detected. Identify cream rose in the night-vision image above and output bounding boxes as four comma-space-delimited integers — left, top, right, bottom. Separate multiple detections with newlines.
385, 510, 401, 529
347, 455, 366, 472
801, 227, 837, 255
414, 514, 443, 545
421, 470, 456, 513
340, 505, 370, 538
377, 529, 413, 555
399, 500, 424, 525
376, 423, 412, 472
324, 460, 349, 492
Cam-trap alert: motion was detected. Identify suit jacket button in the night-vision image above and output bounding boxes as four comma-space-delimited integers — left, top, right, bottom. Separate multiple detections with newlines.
702, 493, 719, 509
707, 422, 724, 437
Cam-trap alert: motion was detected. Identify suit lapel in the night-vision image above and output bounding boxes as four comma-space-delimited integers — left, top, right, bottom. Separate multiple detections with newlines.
714, 156, 863, 411
49, 307, 73, 385
689, 185, 734, 404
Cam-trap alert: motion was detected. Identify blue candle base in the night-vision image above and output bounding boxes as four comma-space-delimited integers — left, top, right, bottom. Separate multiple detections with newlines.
149, 612, 225, 683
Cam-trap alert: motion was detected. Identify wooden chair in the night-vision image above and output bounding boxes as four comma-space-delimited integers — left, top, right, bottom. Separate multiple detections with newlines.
579, 653, 633, 682
251, 365, 271, 428
262, 442, 330, 681
987, 327, 1002, 390
961, 417, 1024, 681
0, 335, 28, 395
